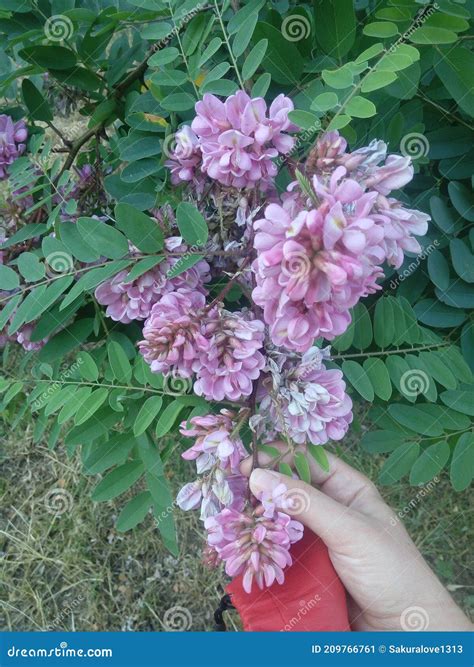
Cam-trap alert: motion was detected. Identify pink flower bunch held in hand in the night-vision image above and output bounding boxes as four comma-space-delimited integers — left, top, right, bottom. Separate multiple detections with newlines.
177, 410, 303, 592
205, 485, 304, 593
166, 92, 298, 189
90, 96, 430, 594
0, 115, 27, 179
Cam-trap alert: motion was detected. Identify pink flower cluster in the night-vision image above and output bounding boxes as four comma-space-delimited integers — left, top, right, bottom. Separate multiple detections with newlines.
259, 346, 353, 446
252, 131, 429, 351
138, 291, 265, 401
176, 410, 304, 592
205, 486, 304, 593
95, 237, 210, 324
176, 410, 247, 520
0, 115, 27, 180
166, 92, 297, 189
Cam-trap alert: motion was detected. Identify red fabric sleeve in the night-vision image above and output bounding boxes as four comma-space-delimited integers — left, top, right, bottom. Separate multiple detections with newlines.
226, 529, 351, 632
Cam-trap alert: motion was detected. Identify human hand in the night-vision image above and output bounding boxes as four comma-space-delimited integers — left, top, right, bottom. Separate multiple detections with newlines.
240, 445, 472, 632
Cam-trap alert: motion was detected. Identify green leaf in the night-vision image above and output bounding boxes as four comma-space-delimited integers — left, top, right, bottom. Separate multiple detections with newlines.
361, 70, 398, 93
361, 430, 406, 454
155, 399, 188, 438
56, 387, 91, 425
252, 22, 303, 85
176, 202, 208, 246
388, 404, 444, 436
124, 257, 164, 282
322, 66, 353, 89
450, 239, 474, 283
74, 388, 109, 425
409, 441, 450, 485
345, 96, 376, 118
420, 352, 457, 390
379, 442, 420, 485
355, 43, 384, 63
19, 45, 77, 70
77, 218, 128, 260
440, 389, 474, 416
311, 92, 338, 112
133, 396, 163, 436
434, 46, 474, 117
410, 26, 457, 45
414, 299, 466, 328
352, 303, 372, 349
427, 249, 450, 290
232, 12, 258, 58
91, 460, 144, 502
115, 203, 164, 253
308, 445, 329, 472
64, 406, 120, 445
17, 252, 45, 282
294, 452, 311, 483
85, 434, 136, 475
59, 221, 100, 263
363, 21, 398, 38
251, 73, 271, 97
313, 0, 356, 59
0, 265, 20, 291
279, 462, 293, 477
116, 491, 153, 531
242, 39, 268, 81
77, 351, 99, 382
363, 358, 392, 401
374, 297, 395, 349
287, 110, 320, 131
342, 361, 374, 402
450, 432, 474, 491
107, 341, 132, 383
198, 38, 222, 67
38, 319, 94, 363
118, 133, 162, 161
21, 79, 52, 122
160, 93, 196, 112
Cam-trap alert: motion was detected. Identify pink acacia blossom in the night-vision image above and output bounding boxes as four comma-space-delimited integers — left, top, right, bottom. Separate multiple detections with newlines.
205, 489, 304, 593
193, 311, 265, 401
138, 288, 210, 377
165, 126, 202, 185
259, 346, 353, 446
252, 193, 383, 350
0, 115, 27, 180
166, 92, 297, 189
179, 410, 247, 473
177, 410, 248, 520
252, 134, 428, 351
95, 237, 210, 323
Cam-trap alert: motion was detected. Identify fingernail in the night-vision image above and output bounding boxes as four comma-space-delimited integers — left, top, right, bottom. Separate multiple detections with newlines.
249, 468, 280, 492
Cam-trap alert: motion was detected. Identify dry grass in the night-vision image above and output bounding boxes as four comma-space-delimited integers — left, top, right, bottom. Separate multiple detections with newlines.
0, 416, 472, 632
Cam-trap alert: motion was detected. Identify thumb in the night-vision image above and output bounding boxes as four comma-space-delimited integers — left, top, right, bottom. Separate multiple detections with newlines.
249, 467, 365, 550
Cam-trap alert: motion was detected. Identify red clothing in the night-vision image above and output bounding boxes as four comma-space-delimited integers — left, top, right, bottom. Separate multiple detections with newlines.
226, 530, 350, 631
